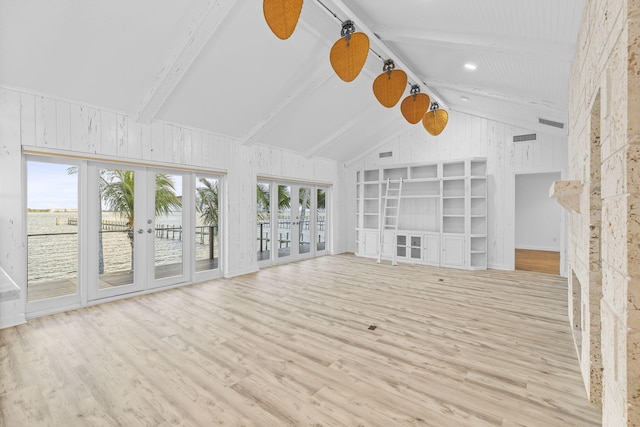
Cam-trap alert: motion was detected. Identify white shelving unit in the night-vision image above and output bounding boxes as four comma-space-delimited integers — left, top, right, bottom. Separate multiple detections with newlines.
355, 158, 487, 270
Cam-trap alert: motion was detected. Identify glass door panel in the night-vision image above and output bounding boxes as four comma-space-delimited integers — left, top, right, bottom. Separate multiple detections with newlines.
298, 187, 312, 255
316, 188, 327, 253
196, 176, 220, 273
90, 164, 146, 300
26, 160, 79, 303
277, 184, 292, 260
257, 181, 271, 263
153, 172, 183, 280
98, 167, 136, 290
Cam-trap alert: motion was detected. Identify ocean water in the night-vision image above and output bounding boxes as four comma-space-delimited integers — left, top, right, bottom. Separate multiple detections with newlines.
27, 211, 215, 284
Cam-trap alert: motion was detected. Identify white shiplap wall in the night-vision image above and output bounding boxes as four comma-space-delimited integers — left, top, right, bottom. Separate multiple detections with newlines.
348, 112, 568, 270
0, 86, 346, 327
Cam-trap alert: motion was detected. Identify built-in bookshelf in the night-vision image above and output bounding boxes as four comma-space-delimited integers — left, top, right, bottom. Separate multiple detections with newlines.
355, 158, 488, 270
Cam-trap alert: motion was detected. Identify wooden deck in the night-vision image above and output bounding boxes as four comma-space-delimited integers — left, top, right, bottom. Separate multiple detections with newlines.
3, 254, 600, 426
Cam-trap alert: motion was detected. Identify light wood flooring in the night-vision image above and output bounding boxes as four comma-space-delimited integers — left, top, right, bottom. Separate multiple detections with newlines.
1, 254, 600, 426
27, 258, 219, 302
515, 249, 561, 275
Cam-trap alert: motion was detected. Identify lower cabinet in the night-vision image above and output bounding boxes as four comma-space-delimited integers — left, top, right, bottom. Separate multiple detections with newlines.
357, 230, 471, 269
441, 235, 465, 267
363, 230, 379, 257
423, 234, 440, 266
395, 235, 423, 262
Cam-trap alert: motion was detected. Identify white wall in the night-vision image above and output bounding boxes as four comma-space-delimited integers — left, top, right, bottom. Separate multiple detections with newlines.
0, 88, 25, 327
347, 112, 567, 270
0, 86, 348, 327
515, 172, 562, 251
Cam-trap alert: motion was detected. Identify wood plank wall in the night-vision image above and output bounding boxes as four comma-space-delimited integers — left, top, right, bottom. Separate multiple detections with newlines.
0, 86, 346, 327
349, 113, 567, 272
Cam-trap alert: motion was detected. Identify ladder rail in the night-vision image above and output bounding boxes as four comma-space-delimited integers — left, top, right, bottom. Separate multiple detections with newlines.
393, 178, 403, 266
377, 177, 403, 265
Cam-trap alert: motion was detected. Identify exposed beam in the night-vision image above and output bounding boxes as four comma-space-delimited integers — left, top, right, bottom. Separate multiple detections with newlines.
242, 15, 350, 147
373, 26, 575, 62
303, 106, 374, 158
242, 65, 334, 146
132, 0, 238, 124
450, 105, 567, 138
311, 0, 449, 109
431, 80, 567, 115
344, 117, 412, 167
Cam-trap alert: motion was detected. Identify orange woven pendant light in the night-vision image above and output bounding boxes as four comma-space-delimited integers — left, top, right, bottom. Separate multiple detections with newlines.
400, 85, 431, 124
329, 21, 369, 82
423, 103, 449, 136
373, 60, 407, 108
263, 0, 304, 40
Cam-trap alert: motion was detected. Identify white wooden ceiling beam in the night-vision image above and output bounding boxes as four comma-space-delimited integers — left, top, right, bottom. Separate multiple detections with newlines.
373, 27, 575, 62
132, 0, 238, 124
344, 119, 412, 167
241, 16, 344, 146
450, 105, 567, 138
242, 66, 335, 146
432, 80, 567, 114
303, 106, 374, 158
311, 0, 449, 109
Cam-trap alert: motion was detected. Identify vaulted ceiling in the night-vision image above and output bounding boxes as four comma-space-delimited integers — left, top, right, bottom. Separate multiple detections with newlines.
0, 0, 585, 163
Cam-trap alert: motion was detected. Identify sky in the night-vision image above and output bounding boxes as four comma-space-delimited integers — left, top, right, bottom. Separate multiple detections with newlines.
27, 162, 191, 210
27, 161, 78, 210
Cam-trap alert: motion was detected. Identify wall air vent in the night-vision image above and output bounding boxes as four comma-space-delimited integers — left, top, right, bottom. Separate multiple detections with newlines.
513, 133, 537, 143
538, 117, 565, 129
379, 151, 393, 158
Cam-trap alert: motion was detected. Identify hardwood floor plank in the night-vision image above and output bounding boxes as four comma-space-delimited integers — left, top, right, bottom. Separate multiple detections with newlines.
0, 254, 601, 426
515, 249, 560, 274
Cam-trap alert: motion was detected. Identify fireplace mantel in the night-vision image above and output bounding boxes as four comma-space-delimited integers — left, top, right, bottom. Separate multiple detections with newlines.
549, 180, 583, 213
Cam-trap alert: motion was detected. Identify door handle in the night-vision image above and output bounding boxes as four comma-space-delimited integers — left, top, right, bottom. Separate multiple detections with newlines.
137, 229, 144, 234
147, 228, 153, 233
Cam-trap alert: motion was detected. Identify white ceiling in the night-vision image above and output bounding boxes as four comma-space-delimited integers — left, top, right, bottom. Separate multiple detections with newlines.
0, 0, 585, 163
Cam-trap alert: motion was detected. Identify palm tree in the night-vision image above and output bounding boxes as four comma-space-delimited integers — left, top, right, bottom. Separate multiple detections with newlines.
72, 168, 180, 271
256, 183, 291, 212
101, 170, 180, 256
196, 177, 219, 226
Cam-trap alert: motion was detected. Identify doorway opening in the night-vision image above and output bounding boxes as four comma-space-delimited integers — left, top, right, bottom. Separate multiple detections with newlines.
514, 172, 562, 274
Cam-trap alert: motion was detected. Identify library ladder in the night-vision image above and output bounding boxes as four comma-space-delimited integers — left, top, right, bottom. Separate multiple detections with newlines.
378, 178, 403, 265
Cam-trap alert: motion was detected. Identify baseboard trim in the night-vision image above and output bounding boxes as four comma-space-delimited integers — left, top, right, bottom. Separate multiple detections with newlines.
488, 263, 512, 271
0, 313, 26, 329
224, 266, 259, 278
515, 246, 560, 252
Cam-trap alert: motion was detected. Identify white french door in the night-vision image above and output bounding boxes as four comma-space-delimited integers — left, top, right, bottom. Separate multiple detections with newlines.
25, 154, 222, 316
258, 180, 329, 267
275, 184, 313, 263
88, 163, 189, 301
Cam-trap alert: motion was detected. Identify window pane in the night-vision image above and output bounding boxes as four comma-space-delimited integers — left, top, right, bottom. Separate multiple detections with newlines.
257, 182, 271, 262
196, 176, 219, 272
317, 188, 326, 251
27, 161, 78, 301
154, 173, 183, 279
277, 185, 291, 259
299, 187, 311, 254
98, 168, 135, 289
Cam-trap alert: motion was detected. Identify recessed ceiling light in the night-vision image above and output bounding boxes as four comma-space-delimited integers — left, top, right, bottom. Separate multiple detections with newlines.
460, 96, 469, 101
464, 63, 477, 71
